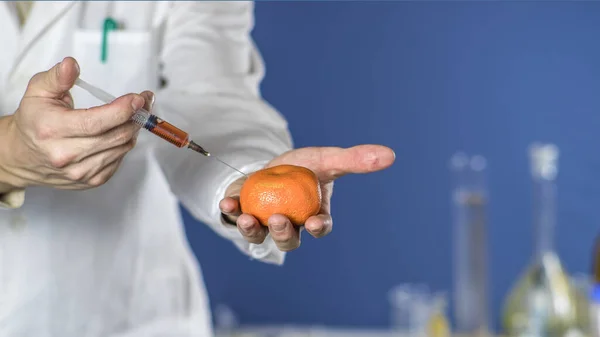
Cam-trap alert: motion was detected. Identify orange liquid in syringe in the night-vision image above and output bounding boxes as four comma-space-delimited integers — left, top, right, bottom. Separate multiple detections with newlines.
144, 115, 190, 148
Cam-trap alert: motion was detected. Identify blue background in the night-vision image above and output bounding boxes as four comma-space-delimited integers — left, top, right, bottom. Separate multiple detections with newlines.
183, 1, 600, 333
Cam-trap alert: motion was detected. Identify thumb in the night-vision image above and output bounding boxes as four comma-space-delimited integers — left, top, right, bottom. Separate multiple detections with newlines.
25, 57, 80, 99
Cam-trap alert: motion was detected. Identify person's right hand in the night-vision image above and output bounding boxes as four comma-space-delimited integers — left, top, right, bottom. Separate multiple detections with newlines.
0, 57, 154, 191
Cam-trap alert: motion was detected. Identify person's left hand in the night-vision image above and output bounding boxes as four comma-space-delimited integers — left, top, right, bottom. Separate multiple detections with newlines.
219, 145, 395, 251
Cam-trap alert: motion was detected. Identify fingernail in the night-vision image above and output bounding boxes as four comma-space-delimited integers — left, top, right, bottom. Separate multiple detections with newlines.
150, 93, 156, 109
131, 96, 144, 110
58, 57, 75, 75
73, 59, 80, 75
270, 222, 286, 232
238, 217, 253, 231
239, 222, 253, 233
309, 225, 323, 234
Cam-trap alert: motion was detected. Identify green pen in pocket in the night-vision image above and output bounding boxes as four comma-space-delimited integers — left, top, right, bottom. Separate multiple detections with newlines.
101, 17, 118, 63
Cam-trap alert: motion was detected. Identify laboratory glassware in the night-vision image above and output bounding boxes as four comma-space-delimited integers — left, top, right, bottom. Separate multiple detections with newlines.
569, 274, 592, 336
450, 152, 490, 337
425, 293, 452, 337
74, 78, 247, 177
590, 236, 600, 337
502, 143, 581, 337
388, 284, 433, 336
591, 288, 600, 337
388, 284, 450, 337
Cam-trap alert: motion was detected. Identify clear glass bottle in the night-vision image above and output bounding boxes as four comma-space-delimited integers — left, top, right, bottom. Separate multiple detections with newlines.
502, 143, 581, 337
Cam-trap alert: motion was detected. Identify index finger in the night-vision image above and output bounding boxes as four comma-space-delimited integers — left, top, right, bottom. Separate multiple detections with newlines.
61, 93, 146, 137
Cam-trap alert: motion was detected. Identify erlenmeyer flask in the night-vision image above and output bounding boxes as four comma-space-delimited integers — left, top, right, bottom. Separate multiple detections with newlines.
502, 143, 582, 337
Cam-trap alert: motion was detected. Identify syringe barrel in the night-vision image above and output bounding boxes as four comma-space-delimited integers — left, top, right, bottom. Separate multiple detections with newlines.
141, 114, 190, 148
75, 78, 190, 149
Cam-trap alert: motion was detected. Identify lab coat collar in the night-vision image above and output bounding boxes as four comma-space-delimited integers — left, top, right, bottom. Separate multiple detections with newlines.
0, 2, 19, 33
7, 1, 76, 79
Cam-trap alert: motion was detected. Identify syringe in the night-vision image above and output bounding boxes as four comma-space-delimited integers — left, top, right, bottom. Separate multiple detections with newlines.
74, 78, 247, 177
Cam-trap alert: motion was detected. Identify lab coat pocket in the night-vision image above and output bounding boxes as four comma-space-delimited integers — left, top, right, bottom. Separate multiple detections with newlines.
71, 29, 159, 109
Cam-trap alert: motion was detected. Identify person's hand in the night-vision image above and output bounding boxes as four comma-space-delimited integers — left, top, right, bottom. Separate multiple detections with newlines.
219, 145, 395, 251
0, 57, 155, 192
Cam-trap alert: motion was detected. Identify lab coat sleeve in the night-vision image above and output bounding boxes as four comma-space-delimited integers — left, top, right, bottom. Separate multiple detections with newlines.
150, 1, 293, 265
0, 188, 25, 209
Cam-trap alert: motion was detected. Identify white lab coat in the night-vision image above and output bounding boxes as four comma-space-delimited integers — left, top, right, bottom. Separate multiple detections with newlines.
0, 1, 293, 336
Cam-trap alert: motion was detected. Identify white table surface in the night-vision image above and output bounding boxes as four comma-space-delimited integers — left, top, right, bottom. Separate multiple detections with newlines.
215, 326, 499, 337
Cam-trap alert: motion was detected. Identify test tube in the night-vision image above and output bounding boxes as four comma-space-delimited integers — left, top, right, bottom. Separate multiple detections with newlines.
450, 152, 490, 337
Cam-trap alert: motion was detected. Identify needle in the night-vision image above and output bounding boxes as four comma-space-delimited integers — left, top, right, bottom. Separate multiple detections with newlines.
188, 141, 248, 177
213, 156, 248, 178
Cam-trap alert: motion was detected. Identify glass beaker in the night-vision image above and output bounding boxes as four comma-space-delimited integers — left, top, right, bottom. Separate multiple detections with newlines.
388, 284, 450, 337
388, 284, 432, 336
426, 293, 452, 337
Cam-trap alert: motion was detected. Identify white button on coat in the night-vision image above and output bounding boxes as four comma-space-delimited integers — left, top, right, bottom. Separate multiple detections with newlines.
0, 2, 293, 336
